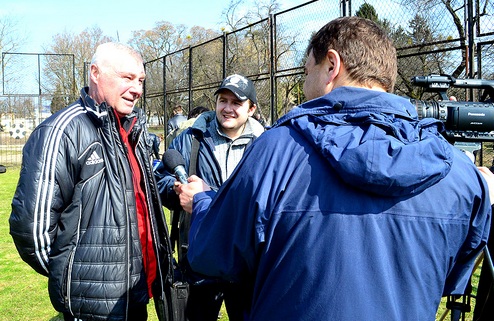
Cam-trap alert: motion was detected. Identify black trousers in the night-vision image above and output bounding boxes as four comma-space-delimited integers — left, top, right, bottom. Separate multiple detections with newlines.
185, 283, 223, 321
185, 282, 249, 321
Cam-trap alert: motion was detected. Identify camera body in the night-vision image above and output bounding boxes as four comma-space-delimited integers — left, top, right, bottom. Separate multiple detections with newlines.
411, 74, 494, 142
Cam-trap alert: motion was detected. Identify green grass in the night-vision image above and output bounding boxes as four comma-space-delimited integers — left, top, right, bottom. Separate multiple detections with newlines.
0, 166, 481, 320
0, 166, 63, 321
0, 166, 228, 320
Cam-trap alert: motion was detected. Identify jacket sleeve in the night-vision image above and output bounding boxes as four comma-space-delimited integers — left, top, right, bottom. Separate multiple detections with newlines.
186, 135, 277, 282
154, 162, 181, 210
155, 130, 192, 210
443, 168, 492, 295
9, 125, 75, 276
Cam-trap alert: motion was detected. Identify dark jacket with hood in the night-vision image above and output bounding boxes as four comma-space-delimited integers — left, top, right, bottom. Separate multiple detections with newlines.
186, 87, 492, 320
10, 88, 175, 321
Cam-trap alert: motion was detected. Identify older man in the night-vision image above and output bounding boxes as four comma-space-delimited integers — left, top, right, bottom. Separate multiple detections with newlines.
10, 42, 175, 321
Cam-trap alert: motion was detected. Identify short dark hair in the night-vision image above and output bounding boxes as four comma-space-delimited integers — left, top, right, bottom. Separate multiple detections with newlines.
306, 16, 397, 92
188, 106, 209, 119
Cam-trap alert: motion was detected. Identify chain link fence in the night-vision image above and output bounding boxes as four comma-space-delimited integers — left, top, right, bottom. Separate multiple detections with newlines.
2, 0, 494, 168
0, 52, 76, 166
143, 0, 494, 166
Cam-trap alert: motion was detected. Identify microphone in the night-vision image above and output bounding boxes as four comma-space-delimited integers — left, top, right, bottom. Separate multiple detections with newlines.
162, 149, 189, 184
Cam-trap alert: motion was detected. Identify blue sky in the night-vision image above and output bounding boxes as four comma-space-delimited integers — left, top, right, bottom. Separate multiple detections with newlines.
1, 0, 303, 53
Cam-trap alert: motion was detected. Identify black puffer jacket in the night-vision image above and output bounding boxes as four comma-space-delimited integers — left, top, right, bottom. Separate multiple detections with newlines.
10, 88, 175, 321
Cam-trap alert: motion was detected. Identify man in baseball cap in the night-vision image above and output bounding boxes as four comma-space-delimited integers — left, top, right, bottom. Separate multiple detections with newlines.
155, 73, 265, 321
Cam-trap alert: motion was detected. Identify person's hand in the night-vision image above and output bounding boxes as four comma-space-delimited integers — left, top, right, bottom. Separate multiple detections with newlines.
478, 166, 494, 205
176, 175, 211, 213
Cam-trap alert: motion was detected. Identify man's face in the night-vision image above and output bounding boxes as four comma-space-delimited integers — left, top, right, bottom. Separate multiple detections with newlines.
215, 90, 255, 138
303, 50, 330, 101
91, 54, 145, 117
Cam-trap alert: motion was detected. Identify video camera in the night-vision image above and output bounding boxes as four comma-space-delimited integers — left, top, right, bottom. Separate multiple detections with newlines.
410, 74, 494, 142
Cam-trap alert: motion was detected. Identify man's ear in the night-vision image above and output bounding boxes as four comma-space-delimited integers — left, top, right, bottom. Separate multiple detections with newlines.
327, 49, 341, 83
248, 104, 257, 116
90, 65, 98, 83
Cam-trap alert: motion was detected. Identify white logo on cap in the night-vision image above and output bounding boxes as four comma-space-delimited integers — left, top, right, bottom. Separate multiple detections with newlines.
223, 75, 248, 100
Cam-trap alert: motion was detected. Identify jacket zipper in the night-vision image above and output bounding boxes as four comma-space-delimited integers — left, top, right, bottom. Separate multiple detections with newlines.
112, 116, 132, 319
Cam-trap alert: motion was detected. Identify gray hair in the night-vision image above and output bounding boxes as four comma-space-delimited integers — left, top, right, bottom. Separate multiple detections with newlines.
88, 42, 143, 78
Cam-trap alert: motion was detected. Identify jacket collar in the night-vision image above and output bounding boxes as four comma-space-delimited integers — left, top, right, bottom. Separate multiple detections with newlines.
80, 87, 144, 131
273, 86, 417, 128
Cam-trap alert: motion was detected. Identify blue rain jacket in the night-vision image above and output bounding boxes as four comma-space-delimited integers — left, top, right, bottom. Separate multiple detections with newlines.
187, 87, 491, 320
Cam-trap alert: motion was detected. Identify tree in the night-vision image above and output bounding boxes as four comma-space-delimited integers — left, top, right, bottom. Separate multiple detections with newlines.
355, 3, 379, 22
188, 25, 224, 107
42, 26, 114, 113
50, 83, 68, 114
398, 0, 478, 80
129, 21, 188, 61
0, 16, 26, 126
129, 21, 222, 125
356, 3, 393, 35
0, 16, 26, 95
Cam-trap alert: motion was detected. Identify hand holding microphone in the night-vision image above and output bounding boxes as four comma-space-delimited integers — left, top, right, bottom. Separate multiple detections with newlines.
177, 175, 211, 213
162, 149, 211, 212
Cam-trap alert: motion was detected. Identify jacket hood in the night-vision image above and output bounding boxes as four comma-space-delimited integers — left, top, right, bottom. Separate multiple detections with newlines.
191, 111, 216, 134
274, 87, 453, 197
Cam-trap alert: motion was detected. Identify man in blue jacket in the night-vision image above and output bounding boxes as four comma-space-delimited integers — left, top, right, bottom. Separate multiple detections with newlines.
177, 17, 492, 320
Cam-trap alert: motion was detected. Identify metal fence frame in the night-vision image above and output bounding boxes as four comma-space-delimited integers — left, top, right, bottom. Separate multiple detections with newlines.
2, 0, 494, 167
144, 0, 494, 160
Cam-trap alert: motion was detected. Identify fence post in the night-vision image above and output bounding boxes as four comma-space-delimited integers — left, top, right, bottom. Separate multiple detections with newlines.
340, 0, 351, 16
269, 13, 276, 125
467, 0, 475, 101
188, 46, 193, 111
